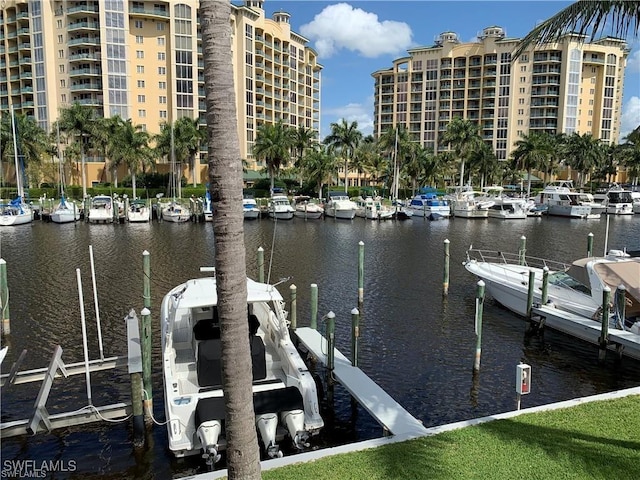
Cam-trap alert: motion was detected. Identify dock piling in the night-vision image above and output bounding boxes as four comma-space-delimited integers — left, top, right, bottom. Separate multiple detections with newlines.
351, 308, 360, 367
126, 309, 144, 446
289, 284, 297, 331
0, 259, 10, 335
76, 269, 93, 406
325, 311, 336, 371
473, 281, 485, 372
541, 266, 550, 306
615, 285, 627, 329
518, 236, 527, 266
257, 247, 265, 283
358, 241, 364, 311
142, 251, 152, 424
443, 239, 450, 296
587, 232, 594, 257
599, 286, 611, 362
310, 284, 318, 330
526, 270, 536, 319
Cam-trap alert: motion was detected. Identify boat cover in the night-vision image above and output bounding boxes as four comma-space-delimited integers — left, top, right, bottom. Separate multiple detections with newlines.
594, 260, 640, 305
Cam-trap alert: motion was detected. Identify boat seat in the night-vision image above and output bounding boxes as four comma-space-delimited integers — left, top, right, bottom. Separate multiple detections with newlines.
197, 336, 267, 388
193, 307, 220, 341
253, 386, 303, 415
195, 396, 226, 427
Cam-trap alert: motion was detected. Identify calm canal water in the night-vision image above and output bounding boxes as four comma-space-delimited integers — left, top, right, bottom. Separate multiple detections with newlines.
1, 213, 640, 478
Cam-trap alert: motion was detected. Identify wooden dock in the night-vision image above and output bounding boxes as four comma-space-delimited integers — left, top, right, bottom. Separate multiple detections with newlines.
295, 327, 428, 438
531, 305, 640, 360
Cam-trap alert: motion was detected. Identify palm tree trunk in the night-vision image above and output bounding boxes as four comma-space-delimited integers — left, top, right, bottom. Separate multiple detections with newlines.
344, 157, 349, 193
201, 2, 261, 478
459, 159, 466, 189
132, 171, 137, 199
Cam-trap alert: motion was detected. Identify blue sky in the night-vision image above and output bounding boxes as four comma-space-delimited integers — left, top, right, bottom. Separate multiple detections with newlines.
261, 1, 640, 142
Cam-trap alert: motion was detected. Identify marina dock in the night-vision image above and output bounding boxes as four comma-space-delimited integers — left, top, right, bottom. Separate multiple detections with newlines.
531, 305, 640, 360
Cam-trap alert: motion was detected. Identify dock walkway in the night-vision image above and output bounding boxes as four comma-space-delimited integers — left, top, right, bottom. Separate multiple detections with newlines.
531, 305, 640, 360
295, 327, 428, 438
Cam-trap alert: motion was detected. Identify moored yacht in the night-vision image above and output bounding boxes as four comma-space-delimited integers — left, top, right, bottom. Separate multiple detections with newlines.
292, 196, 324, 219
602, 184, 634, 215
243, 195, 261, 220
450, 190, 493, 219
536, 181, 592, 218
87, 195, 115, 224
268, 194, 295, 220
408, 191, 450, 218
324, 191, 357, 219
161, 272, 324, 466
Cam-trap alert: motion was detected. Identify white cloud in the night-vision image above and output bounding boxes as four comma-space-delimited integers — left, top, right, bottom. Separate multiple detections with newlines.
626, 49, 640, 73
300, 3, 412, 59
619, 96, 640, 141
322, 98, 374, 138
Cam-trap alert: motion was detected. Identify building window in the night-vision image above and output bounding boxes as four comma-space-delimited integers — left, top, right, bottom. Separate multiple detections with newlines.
57, 20, 63, 29
58, 49, 64, 58
61, 93, 66, 103
157, 22, 165, 31
137, 65, 145, 73
58, 35, 63, 43
519, 98, 525, 104
520, 76, 526, 82
159, 96, 167, 104
136, 50, 144, 59
520, 65, 526, 72
158, 52, 166, 61
159, 81, 166, 89
158, 66, 166, 75
138, 95, 146, 102
59, 65, 65, 73
135, 20, 143, 29
136, 35, 144, 44
138, 109, 146, 117
157, 37, 165, 46
137, 80, 145, 88
160, 110, 167, 118
518, 108, 524, 115
60, 79, 66, 88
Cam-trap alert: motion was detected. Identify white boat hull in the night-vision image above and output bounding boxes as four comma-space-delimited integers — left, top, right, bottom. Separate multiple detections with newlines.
325, 207, 356, 219
0, 210, 33, 226
294, 208, 323, 219
547, 204, 592, 218
51, 210, 80, 224
128, 210, 151, 223
244, 209, 261, 220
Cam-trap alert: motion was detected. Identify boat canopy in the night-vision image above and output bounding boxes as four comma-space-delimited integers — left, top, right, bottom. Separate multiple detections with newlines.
567, 258, 591, 288
175, 276, 285, 308
593, 260, 640, 305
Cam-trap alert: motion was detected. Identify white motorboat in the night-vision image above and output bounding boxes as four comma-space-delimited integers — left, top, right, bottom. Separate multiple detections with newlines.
602, 184, 634, 215
535, 181, 592, 218
292, 196, 323, 220
355, 196, 393, 220
50, 195, 80, 224
203, 190, 213, 222
0, 197, 33, 226
127, 199, 151, 223
464, 248, 640, 332
323, 191, 357, 220
243, 195, 261, 220
87, 195, 114, 224
268, 194, 295, 220
450, 190, 493, 219
479, 187, 528, 220
632, 192, 640, 214
162, 201, 191, 223
408, 191, 451, 218
161, 273, 324, 466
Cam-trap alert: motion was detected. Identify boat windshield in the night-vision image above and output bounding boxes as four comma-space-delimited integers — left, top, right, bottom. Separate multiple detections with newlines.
548, 271, 591, 295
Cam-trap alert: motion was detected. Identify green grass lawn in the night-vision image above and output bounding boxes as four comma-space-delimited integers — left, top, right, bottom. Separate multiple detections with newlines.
263, 395, 640, 480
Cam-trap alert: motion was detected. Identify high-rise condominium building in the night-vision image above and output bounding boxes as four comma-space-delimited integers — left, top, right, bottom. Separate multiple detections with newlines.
0, 0, 321, 181
372, 27, 628, 161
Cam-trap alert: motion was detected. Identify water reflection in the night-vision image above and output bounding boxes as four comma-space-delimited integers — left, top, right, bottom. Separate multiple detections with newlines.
1, 215, 639, 477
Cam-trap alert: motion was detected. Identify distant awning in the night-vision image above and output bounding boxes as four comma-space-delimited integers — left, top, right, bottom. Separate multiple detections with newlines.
521, 173, 543, 182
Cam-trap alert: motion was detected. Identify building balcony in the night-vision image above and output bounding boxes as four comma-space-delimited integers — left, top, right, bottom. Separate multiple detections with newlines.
68, 52, 100, 62
68, 37, 100, 46
69, 67, 101, 77
128, 6, 168, 18
70, 82, 102, 91
68, 21, 100, 31
68, 5, 100, 16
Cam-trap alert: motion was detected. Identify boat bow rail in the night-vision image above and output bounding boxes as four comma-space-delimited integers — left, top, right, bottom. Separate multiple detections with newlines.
465, 248, 571, 273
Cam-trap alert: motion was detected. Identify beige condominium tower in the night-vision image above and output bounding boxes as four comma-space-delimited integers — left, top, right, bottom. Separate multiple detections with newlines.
0, 0, 321, 182
372, 26, 628, 163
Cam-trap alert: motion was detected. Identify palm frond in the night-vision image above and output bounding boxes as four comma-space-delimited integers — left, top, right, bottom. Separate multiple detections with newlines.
513, 0, 639, 59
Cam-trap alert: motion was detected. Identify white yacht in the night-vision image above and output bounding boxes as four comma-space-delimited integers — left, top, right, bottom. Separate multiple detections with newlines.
323, 191, 357, 220
161, 272, 324, 467
355, 196, 393, 220
602, 184, 634, 215
87, 195, 114, 224
127, 199, 151, 223
536, 181, 592, 218
268, 194, 295, 220
450, 190, 493, 219
292, 196, 324, 219
243, 195, 261, 220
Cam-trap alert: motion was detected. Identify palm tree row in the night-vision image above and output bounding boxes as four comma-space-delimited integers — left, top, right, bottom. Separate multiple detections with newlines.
3, 107, 638, 200
254, 116, 640, 199
0, 103, 205, 198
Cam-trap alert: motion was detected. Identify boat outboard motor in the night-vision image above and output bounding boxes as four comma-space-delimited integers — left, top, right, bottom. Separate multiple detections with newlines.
197, 420, 222, 468
281, 409, 309, 450
256, 413, 282, 458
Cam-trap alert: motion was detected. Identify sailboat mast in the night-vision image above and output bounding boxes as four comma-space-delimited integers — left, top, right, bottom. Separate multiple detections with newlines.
10, 106, 22, 198
393, 126, 399, 201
